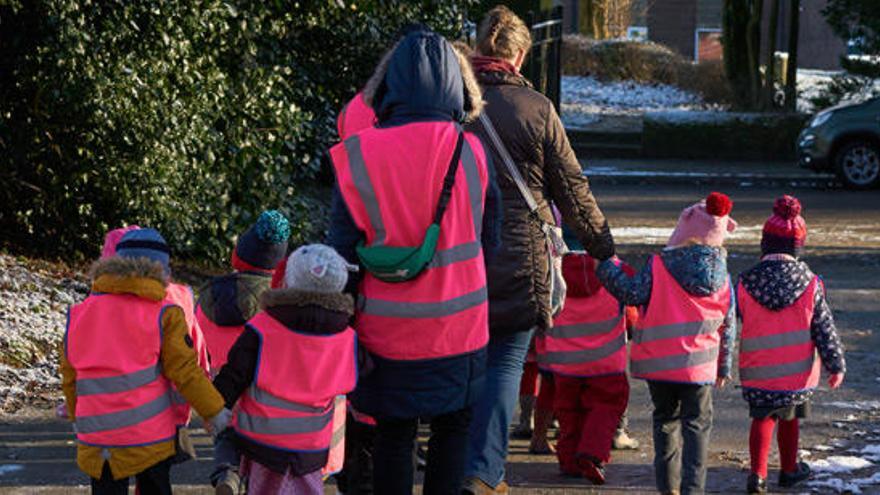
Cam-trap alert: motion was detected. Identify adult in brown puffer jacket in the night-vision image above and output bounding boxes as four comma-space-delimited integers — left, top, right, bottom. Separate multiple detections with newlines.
463, 5, 615, 494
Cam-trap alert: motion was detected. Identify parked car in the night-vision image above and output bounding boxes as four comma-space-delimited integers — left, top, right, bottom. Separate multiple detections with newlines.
797, 96, 880, 189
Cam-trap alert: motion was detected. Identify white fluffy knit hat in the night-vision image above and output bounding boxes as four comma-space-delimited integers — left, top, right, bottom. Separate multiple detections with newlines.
284, 244, 358, 293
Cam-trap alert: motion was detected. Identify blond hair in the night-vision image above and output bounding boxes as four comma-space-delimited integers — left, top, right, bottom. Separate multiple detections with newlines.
476, 5, 532, 61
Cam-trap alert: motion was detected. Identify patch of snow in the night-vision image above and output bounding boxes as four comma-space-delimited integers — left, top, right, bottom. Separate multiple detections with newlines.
852, 471, 880, 486
824, 401, 880, 411
809, 456, 873, 474
861, 445, 880, 456
808, 477, 861, 493
814, 445, 835, 452
561, 76, 722, 128
0, 465, 23, 476
799, 449, 812, 458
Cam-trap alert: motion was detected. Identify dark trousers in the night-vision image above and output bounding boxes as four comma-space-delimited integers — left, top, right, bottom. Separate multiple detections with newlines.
338, 415, 377, 494
90, 458, 173, 495
648, 381, 713, 495
374, 407, 472, 495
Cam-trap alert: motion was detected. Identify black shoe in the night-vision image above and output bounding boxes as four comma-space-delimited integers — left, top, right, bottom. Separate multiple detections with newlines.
778, 461, 811, 488
747, 473, 767, 493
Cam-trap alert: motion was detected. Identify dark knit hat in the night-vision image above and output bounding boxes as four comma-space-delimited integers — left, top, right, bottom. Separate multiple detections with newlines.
233, 210, 291, 271
116, 228, 171, 275
761, 195, 807, 257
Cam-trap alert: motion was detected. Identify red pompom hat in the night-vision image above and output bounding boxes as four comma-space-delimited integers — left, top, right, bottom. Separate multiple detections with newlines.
761, 195, 807, 256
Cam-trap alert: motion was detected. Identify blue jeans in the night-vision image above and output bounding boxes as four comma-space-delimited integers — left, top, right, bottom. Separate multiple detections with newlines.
465, 329, 534, 487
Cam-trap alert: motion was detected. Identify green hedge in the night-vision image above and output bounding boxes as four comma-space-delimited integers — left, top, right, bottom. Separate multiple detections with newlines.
642, 112, 809, 161
0, 1, 473, 263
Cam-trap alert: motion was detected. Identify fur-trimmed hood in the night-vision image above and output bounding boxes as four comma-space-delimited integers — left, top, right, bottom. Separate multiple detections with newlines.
90, 256, 168, 286
260, 288, 354, 316
89, 256, 168, 301
363, 32, 483, 124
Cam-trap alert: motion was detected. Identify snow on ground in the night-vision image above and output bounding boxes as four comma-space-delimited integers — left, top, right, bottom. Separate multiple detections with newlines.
825, 401, 880, 411
610, 224, 880, 246
809, 456, 873, 474
0, 465, 24, 477
561, 76, 721, 128
797, 69, 839, 113
0, 254, 87, 413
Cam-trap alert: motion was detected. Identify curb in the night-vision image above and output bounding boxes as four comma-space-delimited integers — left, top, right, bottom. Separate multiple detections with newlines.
584, 170, 839, 188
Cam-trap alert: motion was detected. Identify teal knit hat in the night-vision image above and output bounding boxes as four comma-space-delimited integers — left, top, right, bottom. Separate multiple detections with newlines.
233, 210, 291, 271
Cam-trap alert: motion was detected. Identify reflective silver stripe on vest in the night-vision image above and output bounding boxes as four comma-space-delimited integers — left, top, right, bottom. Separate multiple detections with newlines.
537, 332, 625, 365
741, 329, 811, 353
633, 319, 723, 345
740, 356, 815, 381
345, 135, 386, 246
360, 285, 487, 319
546, 317, 621, 340
76, 365, 161, 397
76, 392, 172, 434
237, 408, 334, 436
428, 241, 481, 269
330, 419, 345, 447
631, 346, 719, 376
459, 139, 483, 238
250, 386, 330, 414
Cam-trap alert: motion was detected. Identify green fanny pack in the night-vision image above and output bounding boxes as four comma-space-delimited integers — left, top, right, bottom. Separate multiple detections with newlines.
356, 132, 464, 283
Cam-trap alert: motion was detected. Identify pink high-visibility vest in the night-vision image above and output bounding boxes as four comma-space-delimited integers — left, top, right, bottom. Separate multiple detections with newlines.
195, 306, 244, 373
536, 288, 627, 377
233, 313, 357, 452
337, 92, 376, 140
330, 122, 490, 361
66, 294, 177, 447
165, 283, 209, 425
738, 277, 821, 392
322, 396, 347, 477
630, 256, 731, 384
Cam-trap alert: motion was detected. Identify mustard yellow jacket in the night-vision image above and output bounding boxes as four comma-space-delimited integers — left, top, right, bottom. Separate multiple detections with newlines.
60, 257, 224, 480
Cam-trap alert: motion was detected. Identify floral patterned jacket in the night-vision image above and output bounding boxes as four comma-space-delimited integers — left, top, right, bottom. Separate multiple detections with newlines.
737, 258, 845, 408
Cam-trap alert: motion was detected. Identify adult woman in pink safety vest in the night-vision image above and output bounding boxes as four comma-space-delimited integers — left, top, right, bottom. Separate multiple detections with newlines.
328, 29, 501, 495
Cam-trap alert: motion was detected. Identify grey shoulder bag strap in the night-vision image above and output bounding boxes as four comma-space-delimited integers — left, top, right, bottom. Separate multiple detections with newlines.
478, 112, 568, 317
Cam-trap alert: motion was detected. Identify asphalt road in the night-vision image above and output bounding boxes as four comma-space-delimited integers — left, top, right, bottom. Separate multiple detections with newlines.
1, 182, 879, 494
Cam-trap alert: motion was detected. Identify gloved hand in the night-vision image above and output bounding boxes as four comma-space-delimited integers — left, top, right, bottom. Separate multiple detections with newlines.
208, 408, 233, 437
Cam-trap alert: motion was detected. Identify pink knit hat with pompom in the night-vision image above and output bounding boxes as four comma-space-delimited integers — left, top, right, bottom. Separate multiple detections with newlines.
667, 192, 737, 248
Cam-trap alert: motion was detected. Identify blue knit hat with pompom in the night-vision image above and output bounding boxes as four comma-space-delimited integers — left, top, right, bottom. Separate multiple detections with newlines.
233, 210, 291, 271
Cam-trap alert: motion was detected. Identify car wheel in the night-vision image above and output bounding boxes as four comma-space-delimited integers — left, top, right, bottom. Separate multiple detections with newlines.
834, 140, 880, 189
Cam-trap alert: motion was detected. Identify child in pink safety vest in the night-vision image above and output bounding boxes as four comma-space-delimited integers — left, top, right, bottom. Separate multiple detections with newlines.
536, 251, 638, 485
597, 192, 738, 495
738, 196, 845, 494
212, 244, 358, 495
59, 225, 211, 459
195, 210, 290, 492
61, 228, 231, 495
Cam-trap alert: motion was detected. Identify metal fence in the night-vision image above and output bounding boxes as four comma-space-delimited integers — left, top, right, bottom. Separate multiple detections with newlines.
523, 5, 564, 112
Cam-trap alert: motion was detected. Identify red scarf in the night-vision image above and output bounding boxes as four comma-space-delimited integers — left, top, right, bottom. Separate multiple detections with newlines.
469, 55, 519, 76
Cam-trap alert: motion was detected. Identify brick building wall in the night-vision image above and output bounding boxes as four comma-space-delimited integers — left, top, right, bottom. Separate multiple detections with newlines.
648, 0, 699, 57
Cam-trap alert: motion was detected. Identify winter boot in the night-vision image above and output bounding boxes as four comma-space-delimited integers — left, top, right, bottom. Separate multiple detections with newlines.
511, 395, 535, 440
528, 407, 556, 455
747, 473, 767, 494
577, 456, 606, 486
612, 428, 640, 450
461, 477, 510, 494
214, 468, 241, 495
778, 461, 811, 488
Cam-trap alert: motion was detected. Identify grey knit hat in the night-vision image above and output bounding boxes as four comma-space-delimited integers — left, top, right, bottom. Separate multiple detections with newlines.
284, 244, 358, 293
